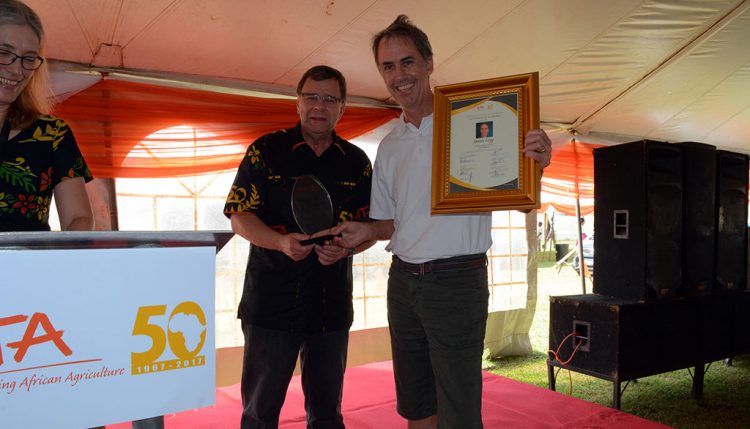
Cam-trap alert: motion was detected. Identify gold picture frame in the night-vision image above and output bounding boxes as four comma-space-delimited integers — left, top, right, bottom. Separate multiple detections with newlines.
431, 72, 541, 214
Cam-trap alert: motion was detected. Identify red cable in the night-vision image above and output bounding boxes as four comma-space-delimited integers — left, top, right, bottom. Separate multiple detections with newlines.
548, 332, 584, 395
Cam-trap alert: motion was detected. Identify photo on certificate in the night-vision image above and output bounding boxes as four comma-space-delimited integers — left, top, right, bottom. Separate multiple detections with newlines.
449, 93, 519, 192
431, 72, 541, 214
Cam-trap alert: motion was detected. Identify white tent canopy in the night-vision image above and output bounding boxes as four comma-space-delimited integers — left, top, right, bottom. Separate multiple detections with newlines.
26, 0, 750, 152
19, 0, 750, 361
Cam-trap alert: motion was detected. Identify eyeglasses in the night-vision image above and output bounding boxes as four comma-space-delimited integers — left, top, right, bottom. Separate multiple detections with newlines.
299, 92, 343, 106
0, 48, 45, 71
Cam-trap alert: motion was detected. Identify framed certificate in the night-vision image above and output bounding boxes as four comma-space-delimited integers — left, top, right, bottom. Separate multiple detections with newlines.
431, 72, 541, 214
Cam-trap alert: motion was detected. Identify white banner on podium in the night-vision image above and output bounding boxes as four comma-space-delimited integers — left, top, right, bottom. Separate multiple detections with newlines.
0, 246, 216, 428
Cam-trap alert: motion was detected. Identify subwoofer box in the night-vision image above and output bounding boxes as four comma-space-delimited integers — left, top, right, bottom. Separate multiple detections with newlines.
549, 294, 699, 380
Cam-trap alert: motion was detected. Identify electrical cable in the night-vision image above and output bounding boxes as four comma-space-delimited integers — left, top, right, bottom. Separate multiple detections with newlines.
548, 331, 584, 395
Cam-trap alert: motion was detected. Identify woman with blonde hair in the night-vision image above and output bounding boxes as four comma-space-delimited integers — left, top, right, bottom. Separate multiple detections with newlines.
0, 0, 93, 231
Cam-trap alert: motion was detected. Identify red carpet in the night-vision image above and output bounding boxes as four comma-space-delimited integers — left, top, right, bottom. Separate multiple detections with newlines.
111, 361, 672, 428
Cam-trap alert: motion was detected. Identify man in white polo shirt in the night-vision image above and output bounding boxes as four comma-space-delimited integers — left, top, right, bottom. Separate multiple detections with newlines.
333, 15, 552, 429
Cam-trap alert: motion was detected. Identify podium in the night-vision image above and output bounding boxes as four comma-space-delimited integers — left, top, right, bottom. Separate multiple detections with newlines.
0, 231, 233, 428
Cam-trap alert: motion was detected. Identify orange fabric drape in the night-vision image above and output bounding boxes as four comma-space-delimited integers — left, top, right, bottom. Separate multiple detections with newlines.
538, 201, 594, 217
540, 140, 604, 216
53, 79, 399, 178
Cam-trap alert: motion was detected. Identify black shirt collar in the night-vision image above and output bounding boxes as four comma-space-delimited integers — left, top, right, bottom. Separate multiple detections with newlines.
290, 122, 346, 157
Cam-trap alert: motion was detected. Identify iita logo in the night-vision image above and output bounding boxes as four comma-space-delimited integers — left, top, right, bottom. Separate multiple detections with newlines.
0, 313, 72, 366
131, 301, 207, 375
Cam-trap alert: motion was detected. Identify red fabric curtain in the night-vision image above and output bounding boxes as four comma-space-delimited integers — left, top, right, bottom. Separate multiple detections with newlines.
540, 140, 604, 216
53, 79, 399, 178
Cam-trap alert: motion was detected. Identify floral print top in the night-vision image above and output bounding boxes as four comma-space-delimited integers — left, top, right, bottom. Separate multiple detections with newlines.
0, 116, 93, 231
223, 123, 372, 332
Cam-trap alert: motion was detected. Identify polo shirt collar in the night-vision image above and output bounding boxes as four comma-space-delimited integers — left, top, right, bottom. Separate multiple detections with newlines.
395, 112, 434, 136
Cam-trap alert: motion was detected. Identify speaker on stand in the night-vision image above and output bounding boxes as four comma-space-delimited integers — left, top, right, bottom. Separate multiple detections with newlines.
676, 142, 716, 297
593, 141, 682, 301
714, 150, 749, 293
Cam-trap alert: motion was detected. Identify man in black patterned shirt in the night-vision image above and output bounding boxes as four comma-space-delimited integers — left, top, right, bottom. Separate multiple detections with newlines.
223, 65, 373, 429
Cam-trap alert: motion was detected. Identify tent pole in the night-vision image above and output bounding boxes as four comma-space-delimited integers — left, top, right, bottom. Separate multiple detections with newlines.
575, 197, 586, 294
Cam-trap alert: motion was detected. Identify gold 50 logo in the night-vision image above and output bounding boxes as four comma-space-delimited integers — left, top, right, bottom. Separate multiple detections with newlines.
131, 302, 206, 375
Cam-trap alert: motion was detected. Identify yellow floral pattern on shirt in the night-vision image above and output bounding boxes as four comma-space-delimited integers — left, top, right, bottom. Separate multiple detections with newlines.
227, 183, 260, 212
19, 118, 70, 152
0, 116, 91, 228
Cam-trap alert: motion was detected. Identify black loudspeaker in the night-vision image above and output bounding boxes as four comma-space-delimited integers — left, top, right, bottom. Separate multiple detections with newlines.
676, 142, 716, 296
550, 292, 750, 380
715, 151, 749, 292
593, 141, 682, 301
549, 294, 699, 381
733, 291, 750, 353
698, 293, 733, 362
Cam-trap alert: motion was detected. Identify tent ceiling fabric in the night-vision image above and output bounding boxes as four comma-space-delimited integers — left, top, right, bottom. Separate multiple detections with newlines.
26, 0, 750, 151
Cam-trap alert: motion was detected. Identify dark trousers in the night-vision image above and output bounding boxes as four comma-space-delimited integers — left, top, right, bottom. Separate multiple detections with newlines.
131, 417, 164, 429
240, 322, 349, 429
388, 261, 489, 429
90, 416, 163, 429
